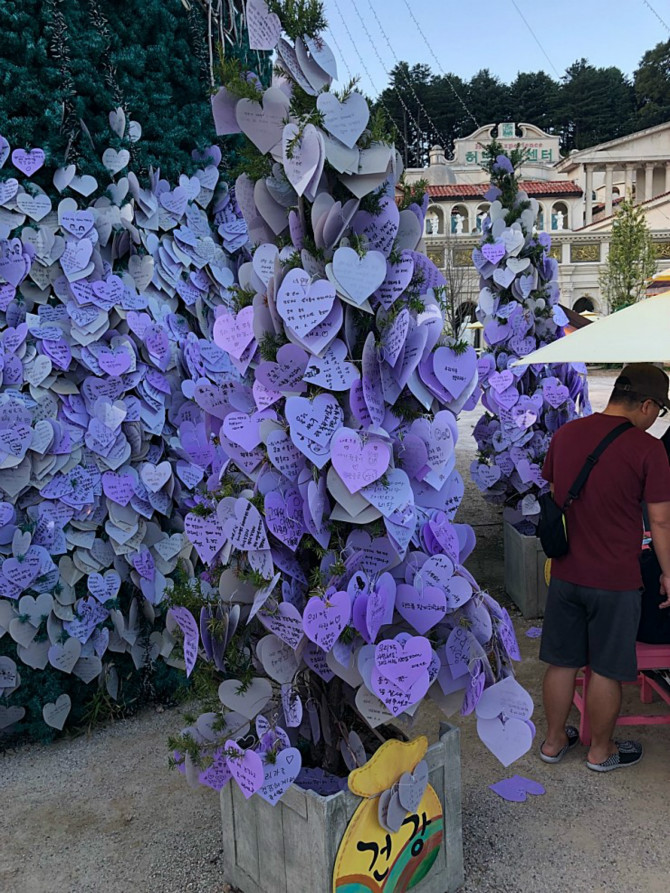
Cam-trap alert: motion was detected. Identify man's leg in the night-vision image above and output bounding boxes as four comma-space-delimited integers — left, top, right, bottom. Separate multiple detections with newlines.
541, 664, 580, 757
585, 671, 621, 764
539, 579, 587, 757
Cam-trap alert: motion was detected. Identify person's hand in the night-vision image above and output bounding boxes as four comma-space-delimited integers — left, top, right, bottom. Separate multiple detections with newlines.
659, 573, 670, 608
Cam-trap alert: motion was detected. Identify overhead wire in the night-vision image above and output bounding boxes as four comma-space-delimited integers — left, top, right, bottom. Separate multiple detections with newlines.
329, 0, 412, 154
508, 0, 562, 78
357, 0, 450, 149
399, 0, 479, 128
641, 0, 670, 33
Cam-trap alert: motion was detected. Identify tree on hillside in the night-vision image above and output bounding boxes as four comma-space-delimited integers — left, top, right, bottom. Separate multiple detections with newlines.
466, 69, 511, 127
559, 59, 636, 150
600, 197, 656, 312
635, 39, 670, 129
377, 61, 434, 167
509, 71, 560, 132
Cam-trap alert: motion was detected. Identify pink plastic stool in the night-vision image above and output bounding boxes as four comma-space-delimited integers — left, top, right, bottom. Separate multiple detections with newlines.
573, 642, 670, 745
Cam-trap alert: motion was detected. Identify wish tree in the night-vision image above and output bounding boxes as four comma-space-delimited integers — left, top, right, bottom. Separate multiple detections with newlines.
471, 145, 589, 533
171, 1, 534, 802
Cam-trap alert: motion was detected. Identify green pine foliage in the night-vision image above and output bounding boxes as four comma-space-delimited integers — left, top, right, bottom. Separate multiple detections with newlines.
600, 197, 657, 312
0, 0, 271, 184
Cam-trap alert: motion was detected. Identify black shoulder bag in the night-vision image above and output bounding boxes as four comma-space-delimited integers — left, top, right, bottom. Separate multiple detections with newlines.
537, 421, 633, 558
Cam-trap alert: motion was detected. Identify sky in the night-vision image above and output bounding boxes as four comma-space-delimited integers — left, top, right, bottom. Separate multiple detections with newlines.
323, 0, 669, 98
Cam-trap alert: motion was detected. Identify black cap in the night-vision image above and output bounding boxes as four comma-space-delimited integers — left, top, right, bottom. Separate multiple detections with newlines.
614, 363, 670, 409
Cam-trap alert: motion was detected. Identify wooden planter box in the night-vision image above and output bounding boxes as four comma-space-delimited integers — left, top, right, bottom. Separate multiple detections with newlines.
220, 723, 464, 893
503, 520, 549, 618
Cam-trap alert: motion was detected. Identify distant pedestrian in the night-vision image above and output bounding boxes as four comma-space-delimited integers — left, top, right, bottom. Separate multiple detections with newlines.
539, 363, 670, 771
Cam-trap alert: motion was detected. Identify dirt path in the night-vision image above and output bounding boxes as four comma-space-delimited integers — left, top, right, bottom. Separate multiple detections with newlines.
3, 370, 670, 893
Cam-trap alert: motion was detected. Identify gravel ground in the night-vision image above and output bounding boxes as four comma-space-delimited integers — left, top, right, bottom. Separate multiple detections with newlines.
3, 369, 670, 893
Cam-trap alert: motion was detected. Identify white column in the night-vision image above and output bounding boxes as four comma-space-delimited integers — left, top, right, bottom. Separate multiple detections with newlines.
584, 166, 593, 225
604, 165, 614, 217
624, 164, 634, 200
665, 162, 670, 194
645, 163, 655, 202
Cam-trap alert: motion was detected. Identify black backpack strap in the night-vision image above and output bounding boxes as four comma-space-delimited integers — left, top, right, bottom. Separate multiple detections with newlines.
563, 421, 633, 508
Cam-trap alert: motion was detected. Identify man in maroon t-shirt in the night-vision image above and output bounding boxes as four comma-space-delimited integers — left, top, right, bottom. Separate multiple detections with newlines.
540, 363, 670, 772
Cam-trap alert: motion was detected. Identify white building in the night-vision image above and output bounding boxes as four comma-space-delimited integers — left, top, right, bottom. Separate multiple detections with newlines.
405, 121, 670, 314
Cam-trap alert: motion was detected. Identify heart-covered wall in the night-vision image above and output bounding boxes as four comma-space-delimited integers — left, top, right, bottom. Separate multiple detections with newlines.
0, 116, 254, 740
169, 2, 536, 800
471, 146, 590, 533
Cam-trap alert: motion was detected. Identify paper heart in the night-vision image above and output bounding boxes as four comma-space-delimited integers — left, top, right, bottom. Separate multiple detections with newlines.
330, 428, 391, 495
285, 393, 343, 467
223, 498, 270, 552
256, 343, 308, 393
397, 759, 429, 813
16, 193, 52, 222
42, 693, 72, 730
184, 512, 227, 564
481, 241, 505, 264
246, 0, 282, 50
218, 677, 272, 719
332, 246, 386, 304
396, 583, 446, 635
432, 345, 477, 400
277, 269, 336, 338
12, 147, 45, 177
48, 637, 82, 674
102, 148, 130, 175
282, 123, 324, 198
316, 91, 370, 149
226, 741, 265, 799
88, 570, 121, 603
477, 715, 533, 767
303, 590, 351, 652
213, 306, 255, 359
302, 339, 358, 391
0, 135, 9, 168
375, 636, 432, 692
256, 746, 302, 805
264, 488, 304, 551
236, 87, 290, 155
140, 461, 171, 492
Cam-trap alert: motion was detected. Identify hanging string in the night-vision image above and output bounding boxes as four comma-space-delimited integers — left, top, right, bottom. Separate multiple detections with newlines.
641, 0, 670, 32
329, 0, 409, 153
361, 0, 450, 149
509, 0, 561, 78
399, 0, 479, 129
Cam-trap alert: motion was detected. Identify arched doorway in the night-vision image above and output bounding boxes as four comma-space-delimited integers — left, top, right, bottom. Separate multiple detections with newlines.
450, 204, 469, 235
475, 203, 490, 233
425, 204, 445, 236
551, 201, 569, 231
573, 296, 595, 314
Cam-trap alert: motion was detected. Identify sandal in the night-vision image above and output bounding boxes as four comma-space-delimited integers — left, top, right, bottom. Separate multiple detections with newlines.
586, 740, 643, 772
539, 725, 580, 763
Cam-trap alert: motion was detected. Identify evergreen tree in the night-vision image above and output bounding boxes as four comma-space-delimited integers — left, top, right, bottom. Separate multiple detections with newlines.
0, 0, 271, 184
600, 197, 657, 312
634, 39, 670, 129
509, 71, 560, 133
465, 69, 511, 127
558, 59, 636, 151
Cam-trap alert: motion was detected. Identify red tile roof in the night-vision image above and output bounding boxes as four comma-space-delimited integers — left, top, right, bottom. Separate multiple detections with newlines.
427, 180, 582, 199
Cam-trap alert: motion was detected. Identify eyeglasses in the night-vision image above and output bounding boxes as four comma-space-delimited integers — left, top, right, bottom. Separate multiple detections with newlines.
646, 397, 668, 417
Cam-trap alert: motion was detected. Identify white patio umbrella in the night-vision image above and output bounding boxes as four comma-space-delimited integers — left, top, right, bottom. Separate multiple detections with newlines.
513, 293, 670, 365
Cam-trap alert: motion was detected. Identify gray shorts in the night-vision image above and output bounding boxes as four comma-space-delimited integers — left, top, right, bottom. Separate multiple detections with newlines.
539, 578, 641, 682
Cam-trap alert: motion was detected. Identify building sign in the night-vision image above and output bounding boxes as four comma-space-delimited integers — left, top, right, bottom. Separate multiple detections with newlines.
332, 737, 444, 893
455, 123, 560, 167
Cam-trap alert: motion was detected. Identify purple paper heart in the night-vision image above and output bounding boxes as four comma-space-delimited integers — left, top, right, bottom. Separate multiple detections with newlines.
375, 635, 432, 693
330, 428, 391, 495
303, 590, 351, 652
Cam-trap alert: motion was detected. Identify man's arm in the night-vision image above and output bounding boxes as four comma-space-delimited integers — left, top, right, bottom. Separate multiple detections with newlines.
646, 501, 670, 608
